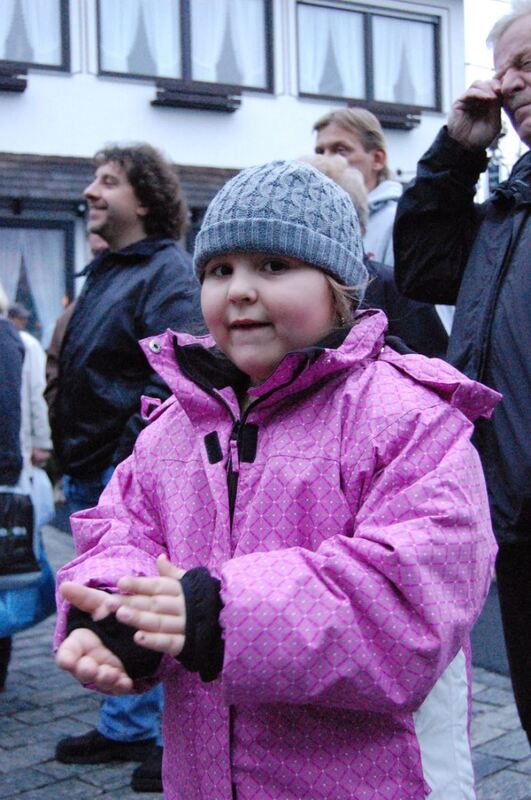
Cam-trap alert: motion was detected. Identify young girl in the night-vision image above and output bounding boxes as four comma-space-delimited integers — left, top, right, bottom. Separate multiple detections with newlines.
55, 160, 498, 800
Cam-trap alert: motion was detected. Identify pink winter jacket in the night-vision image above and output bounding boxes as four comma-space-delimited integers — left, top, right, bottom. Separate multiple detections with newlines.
55, 310, 498, 800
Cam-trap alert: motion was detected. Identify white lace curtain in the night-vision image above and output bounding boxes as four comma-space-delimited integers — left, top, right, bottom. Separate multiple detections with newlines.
372, 16, 436, 107
99, 0, 181, 77
0, 228, 66, 348
0, 0, 61, 65
0, 1, 16, 59
190, 0, 266, 87
298, 4, 364, 99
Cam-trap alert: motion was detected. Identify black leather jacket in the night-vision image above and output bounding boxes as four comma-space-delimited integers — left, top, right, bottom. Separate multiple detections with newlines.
394, 127, 531, 544
53, 237, 203, 478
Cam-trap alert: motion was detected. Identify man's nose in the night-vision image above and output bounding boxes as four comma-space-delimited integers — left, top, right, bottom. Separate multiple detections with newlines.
84, 179, 99, 200
500, 67, 526, 96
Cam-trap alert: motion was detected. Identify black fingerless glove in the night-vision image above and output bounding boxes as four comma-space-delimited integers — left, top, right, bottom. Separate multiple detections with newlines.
66, 606, 163, 680
177, 567, 224, 683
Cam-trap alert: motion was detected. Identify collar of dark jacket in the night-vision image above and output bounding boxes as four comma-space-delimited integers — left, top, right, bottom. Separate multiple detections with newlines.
492, 149, 531, 208
75, 236, 175, 278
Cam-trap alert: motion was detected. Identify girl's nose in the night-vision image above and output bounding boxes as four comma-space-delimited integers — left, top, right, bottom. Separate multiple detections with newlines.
227, 275, 258, 303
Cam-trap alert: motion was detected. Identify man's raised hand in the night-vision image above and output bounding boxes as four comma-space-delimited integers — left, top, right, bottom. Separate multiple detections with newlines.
448, 79, 503, 150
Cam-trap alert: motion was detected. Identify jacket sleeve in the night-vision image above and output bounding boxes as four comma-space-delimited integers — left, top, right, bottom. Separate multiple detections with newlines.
219, 398, 497, 714
394, 127, 489, 305
53, 450, 167, 648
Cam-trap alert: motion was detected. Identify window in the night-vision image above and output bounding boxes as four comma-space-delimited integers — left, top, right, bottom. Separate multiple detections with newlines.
97, 0, 273, 91
0, 221, 74, 348
0, 0, 69, 71
297, 1, 440, 110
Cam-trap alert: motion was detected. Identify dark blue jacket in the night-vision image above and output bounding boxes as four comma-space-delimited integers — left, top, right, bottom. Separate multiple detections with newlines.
394, 127, 531, 544
363, 257, 448, 359
53, 237, 204, 478
0, 318, 24, 485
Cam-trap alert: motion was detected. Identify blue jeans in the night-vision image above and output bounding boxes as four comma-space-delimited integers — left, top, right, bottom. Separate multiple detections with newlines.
64, 467, 163, 745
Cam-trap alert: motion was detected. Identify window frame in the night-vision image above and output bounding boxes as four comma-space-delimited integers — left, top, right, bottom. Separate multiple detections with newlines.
296, 0, 442, 113
0, 0, 70, 74
96, 0, 275, 94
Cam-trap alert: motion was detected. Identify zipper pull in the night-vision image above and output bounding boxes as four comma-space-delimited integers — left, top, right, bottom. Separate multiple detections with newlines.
228, 421, 240, 473
229, 438, 240, 473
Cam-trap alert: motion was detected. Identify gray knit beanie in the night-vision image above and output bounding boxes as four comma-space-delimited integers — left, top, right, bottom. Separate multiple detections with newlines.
194, 160, 367, 297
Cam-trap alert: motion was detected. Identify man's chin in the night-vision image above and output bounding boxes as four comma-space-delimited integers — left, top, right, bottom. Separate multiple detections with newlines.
507, 109, 531, 147
88, 222, 106, 237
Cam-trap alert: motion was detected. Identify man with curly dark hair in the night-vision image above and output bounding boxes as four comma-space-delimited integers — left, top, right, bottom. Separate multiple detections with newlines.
52, 144, 203, 792
93, 143, 188, 241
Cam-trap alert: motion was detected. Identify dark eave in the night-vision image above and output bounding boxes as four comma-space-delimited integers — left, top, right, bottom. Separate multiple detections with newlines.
0, 152, 238, 211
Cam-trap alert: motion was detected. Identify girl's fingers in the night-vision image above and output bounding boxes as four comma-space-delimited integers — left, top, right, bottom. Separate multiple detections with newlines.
113, 592, 185, 615
115, 604, 186, 635
134, 629, 186, 657
157, 553, 186, 580
117, 573, 183, 597
60, 582, 114, 620
94, 663, 133, 693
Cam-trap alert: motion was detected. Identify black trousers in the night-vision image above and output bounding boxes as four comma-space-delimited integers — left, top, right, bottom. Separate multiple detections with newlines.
496, 542, 531, 744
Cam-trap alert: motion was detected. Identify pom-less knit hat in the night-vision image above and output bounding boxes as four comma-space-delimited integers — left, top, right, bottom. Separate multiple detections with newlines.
194, 160, 367, 297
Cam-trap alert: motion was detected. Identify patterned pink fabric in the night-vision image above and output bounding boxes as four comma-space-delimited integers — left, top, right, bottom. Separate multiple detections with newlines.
55, 310, 498, 799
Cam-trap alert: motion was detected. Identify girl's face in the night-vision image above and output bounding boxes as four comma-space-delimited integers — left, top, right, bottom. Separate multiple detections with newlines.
201, 251, 336, 385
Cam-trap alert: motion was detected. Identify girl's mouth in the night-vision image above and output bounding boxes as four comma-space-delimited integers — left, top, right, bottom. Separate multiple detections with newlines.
230, 320, 270, 329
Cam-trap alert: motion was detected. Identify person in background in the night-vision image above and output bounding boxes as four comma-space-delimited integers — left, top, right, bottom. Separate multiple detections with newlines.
55, 160, 496, 799
302, 153, 448, 358
52, 144, 203, 793
0, 285, 55, 692
8, 303, 52, 472
394, 0, 531, 747
7, 301, 30, 332
44, 233, 107, 440
0, 286, 24, 691
313, 107, 402, 266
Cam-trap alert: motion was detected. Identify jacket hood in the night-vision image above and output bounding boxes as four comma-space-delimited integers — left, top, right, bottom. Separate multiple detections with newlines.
368, 179, 402, 212
140, 309, 499, 424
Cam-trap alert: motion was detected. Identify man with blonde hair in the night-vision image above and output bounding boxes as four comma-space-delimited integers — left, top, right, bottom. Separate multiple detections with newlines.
314, 107, 402, 265
395, 1, 531, 746
302, 154, 447, 358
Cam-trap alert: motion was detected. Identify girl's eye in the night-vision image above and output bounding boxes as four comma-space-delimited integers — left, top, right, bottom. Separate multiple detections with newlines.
263, 260, 289, 274
206, 263, 232, 278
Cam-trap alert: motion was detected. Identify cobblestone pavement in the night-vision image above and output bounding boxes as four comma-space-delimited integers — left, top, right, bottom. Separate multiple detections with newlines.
1, 526, 529, 799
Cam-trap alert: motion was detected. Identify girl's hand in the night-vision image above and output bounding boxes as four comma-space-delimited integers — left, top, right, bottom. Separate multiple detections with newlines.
55, 628, 133, 694
59, 581, 118, 621
111, 555, 187, 657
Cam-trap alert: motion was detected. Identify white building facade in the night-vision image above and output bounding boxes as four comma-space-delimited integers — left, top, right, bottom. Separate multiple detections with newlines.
0, 0, 466, 346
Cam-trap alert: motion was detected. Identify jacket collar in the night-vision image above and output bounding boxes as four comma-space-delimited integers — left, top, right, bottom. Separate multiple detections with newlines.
141, 309, 387, 405
492, 149, 531, 208
141, 308, 499, 424
367, 179, 402, 211
76, 236, 175, 277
